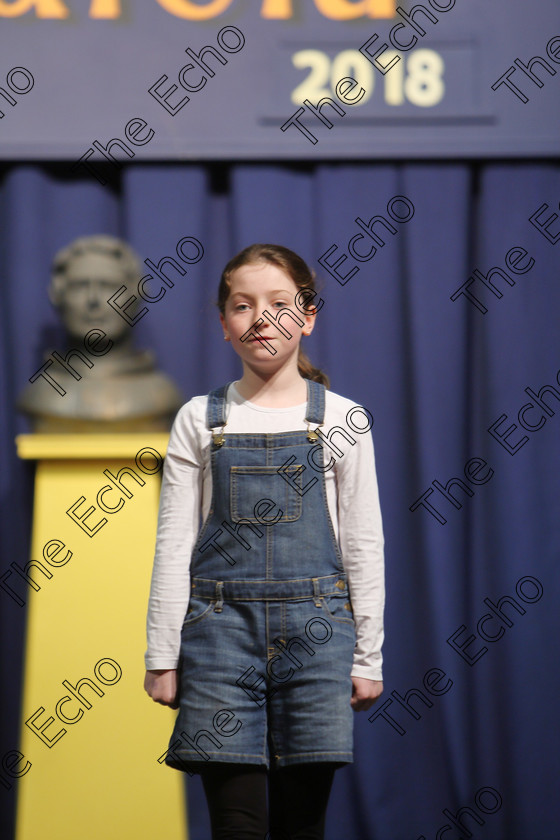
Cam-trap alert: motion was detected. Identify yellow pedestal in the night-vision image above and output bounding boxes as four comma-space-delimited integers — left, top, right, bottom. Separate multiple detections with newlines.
14, 434, 187, 840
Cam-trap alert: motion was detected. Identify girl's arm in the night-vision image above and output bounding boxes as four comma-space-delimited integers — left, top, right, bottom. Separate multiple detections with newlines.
144, 669, 179, 709
144, 399, 205, 700
351, 677, 383, 711
333, 397, 385, 693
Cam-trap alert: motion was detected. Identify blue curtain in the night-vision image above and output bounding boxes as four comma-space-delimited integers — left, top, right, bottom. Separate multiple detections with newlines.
1, 160, 559, 840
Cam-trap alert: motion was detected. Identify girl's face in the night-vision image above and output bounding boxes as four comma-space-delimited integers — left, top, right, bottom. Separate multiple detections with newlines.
220, 261, 316, 373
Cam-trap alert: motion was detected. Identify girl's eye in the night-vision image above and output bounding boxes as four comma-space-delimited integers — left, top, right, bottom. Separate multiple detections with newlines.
272, 300, 288, 309
235, 303, 250, 311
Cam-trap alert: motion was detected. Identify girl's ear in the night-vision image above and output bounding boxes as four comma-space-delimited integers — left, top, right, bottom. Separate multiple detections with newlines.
219, 312, 229, 340
302, 310, 316, 336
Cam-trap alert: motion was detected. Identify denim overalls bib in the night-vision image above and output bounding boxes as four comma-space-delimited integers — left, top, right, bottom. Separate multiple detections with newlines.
166, 380, 356, 772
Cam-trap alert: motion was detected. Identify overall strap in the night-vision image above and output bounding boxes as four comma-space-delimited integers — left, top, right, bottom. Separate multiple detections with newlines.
304, 380, 326, 425
206, 383, 229, 429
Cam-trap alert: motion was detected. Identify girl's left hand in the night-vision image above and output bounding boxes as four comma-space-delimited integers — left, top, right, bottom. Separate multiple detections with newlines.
351, 677, 383, 712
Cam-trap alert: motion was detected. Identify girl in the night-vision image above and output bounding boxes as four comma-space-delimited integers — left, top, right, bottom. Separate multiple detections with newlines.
144, 244, 385, 840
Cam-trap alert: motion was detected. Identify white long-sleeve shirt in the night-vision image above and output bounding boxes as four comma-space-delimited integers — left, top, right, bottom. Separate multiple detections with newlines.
145, 383, 385, 681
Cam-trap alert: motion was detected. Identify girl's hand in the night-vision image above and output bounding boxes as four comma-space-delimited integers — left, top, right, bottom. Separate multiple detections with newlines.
351, 677, 383, 712
144, 669, 179, 709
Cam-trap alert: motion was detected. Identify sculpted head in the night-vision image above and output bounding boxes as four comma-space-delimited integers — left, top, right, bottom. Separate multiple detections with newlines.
49, 235, 141, 344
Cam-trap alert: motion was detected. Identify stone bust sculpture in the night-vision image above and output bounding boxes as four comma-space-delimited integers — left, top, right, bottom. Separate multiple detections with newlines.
18, 235, 183, 432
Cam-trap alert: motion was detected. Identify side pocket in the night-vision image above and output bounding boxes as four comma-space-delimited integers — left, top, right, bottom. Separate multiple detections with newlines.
319, 593, 355, 625
181, 597, 216, 629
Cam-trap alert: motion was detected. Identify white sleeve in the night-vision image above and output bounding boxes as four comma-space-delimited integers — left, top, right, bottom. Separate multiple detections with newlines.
144, 400, 204, 670
335, 424, 385, 681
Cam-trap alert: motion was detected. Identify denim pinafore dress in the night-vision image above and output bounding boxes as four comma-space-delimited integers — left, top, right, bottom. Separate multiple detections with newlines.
166, 380, 356, 772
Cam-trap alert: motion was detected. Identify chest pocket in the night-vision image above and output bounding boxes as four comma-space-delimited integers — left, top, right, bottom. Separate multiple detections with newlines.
230, 465, 303, 524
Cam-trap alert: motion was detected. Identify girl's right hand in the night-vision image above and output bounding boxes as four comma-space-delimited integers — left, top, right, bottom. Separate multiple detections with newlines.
144, 669, 179, 709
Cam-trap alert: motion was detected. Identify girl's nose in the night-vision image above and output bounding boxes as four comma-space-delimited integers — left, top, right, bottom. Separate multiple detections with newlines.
260, 310, 272, 329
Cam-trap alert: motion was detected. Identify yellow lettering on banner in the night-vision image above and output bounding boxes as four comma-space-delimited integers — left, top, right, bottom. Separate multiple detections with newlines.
314, 0, 395, 19
261, 0, 292, 18
155, 0, 233, 20
89, 0, 121, 18
0, 0, 69, 16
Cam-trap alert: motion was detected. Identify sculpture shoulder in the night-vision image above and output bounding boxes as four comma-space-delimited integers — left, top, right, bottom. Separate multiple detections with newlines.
17, 369, 183, 425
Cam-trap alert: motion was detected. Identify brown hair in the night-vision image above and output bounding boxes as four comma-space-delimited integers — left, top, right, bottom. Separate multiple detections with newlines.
217, 244, 329, 387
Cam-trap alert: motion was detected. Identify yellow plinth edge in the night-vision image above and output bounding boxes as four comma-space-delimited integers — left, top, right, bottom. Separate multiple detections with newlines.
16, 433, 170, 460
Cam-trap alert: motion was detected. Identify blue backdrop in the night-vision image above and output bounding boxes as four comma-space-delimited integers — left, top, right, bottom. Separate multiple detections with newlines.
1, 0, 560, 159
1, 159, 560, 839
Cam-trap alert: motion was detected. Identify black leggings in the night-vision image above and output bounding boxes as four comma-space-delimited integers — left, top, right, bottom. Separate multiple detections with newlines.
199, 762, 337, 840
